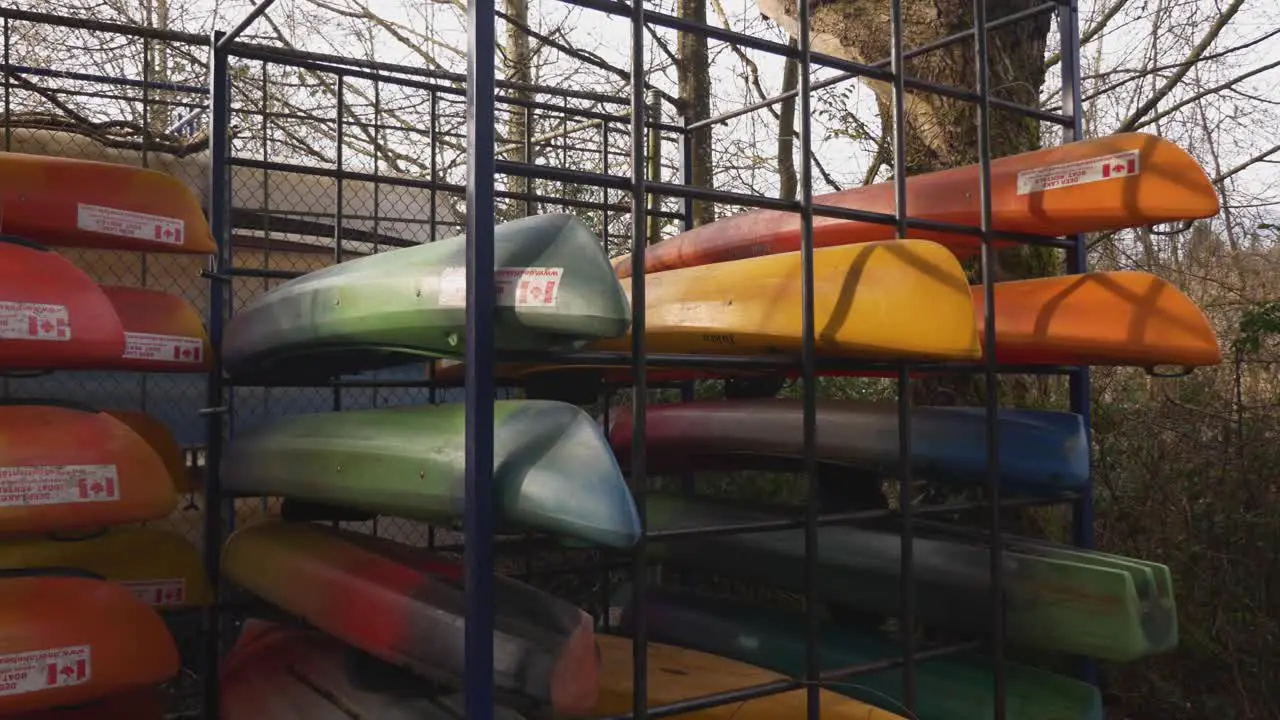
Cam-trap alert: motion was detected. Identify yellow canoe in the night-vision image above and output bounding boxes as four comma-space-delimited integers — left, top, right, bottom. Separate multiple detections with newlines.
584, 634, 905, 719
0, 525, 212, 610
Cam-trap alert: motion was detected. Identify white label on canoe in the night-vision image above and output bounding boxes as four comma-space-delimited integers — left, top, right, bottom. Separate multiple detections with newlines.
76, 203, 185, 246
1016, 150, 1141, 195
0, 302, 70, 342
0, 465, 120, 507
0, 646, 91, 698
436, 266, 565, 308
120, 578, 187, 606
123, 331, 203, 364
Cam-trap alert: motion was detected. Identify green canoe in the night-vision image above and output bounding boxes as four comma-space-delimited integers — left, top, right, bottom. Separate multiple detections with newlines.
644, 493, 1168, 661
610, 583, 1103, 720
221, 401, 641, 548
221, 213, 631, 381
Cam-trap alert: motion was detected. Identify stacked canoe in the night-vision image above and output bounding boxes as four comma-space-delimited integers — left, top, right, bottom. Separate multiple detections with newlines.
0, 151, 216, 717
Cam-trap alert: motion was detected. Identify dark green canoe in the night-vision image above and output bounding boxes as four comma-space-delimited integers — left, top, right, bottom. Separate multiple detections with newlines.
221, 213, 631, 380
611, 583, 1103, 720
221, 401, 641, 548
644, 493, 1168, 661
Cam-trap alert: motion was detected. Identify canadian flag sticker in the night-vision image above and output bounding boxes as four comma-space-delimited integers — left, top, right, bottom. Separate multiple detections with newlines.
76, 204, 185, 246
1017, 150, 1142, 195
0, 646, 91, 698
123, 332, 204, 364
0, 465, 120, 508
121, 579, 187, 607
0, 302, 71, 342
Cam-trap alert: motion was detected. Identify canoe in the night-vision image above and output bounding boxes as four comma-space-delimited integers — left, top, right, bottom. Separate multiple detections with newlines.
0, 401, 176, 536
221, 519, 599, 715
643, 494, 1168, 662
606, 398, 1089, 495
3, 686, 164, 719
220, 213, 631, 381
102, 410, 195, 494
221, 618, 530, 719
428, 269, 1222, 388
613, 132, 1219, 277
0, 526, 211, 610
587, 633, 905, 719
0, 150, 215, 254
0, 238, 126, 372
220, 400, 640, 548
0, 573, 178, 715
100, 286, 211, 373
611, 583, 1103, 720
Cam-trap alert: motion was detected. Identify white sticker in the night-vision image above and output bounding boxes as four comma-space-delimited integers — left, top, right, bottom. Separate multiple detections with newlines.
120, 579, 187, 606
436, 266, 565, 308
76, 203, 185, 246
123, 331, 204, 364
0, 302, 70, 342
0, 646, 91, 698
0, 465, 120, 508
1016, 150, 1141, 195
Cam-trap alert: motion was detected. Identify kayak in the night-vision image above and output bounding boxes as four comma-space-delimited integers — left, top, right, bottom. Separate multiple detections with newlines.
643, 494, 1168, 662
102, 410, 195, 494
220, 400, 640, 548
220, 213, 631, 381
611, 583, 1103, 720
588, 633, 905, 719
428, 269, 1222, 388
3, 686, 164, 719
0, 150, 215, 254
606, 398, 1089, 495
0, 573, 179, 715
100, 286, 211, 373
221, 618, 530, 719
0, 526, 211, 610
0, 238, 126, 372
0, 401, 176, 536
613, 132, 1219, 277
221, 519, 599, 715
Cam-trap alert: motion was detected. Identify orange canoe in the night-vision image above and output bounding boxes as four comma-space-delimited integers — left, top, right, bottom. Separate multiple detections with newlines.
614, 132, 1219, 277
0, 574, 178, 715
0, 151, 215, 254
0, 401, 176, 536
102, 410, 195, 494
429, 270, 1221, 387
0, 238, 126, 372
100, 286, 212, 373
4, 686, 164, 720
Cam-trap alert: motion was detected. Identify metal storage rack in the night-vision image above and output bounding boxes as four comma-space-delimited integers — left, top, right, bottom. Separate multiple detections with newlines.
0, 0, 1092, 716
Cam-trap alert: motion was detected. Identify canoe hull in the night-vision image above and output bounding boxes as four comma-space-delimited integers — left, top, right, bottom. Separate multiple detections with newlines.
222, 520, 599, 714
614, 132, 1219, 277
0, 150, 215, 254
221, 213, 631, 380
0, 574, 178, 715
100, 287, 211, 373
0, 239, 126, 372
3, 686, 164, 719
221, 400, 640, 548
0, 402, 176, 536
606, 398, 1089, 494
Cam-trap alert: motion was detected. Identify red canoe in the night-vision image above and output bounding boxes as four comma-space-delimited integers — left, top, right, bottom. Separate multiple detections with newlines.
614, 132, 1219, 277
0, 151, 214, 254
0, 238, 126, 372
100, 286, 211, 373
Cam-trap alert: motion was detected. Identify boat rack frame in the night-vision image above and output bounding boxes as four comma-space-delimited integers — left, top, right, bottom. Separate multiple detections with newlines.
0, 1, 1091, 718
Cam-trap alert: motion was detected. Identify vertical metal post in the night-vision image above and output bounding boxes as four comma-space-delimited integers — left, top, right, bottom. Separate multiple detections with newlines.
371, 78, 383, 419
333, 76, 346, 414
677, 112, 695, 233
463, 0, 498, 714
2, 17, 9, 153
972, 2, 1006, 718
628, 0, 650, 713
524, 100, 535, 217
1059, 0, 1096, 689
796, 0, 820, 715
888, 0, 916, 711
600, 122, 610, 245
202, 28, 232, 720
429, 90, 440, 243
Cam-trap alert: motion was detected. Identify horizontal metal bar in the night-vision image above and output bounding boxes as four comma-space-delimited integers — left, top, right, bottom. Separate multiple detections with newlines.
220, 266, 302, 281
225, 376, 441, 389
819, 640, 983, 683
1, 64, 208, 94
0, 7, 207, 45
599, 678, 800, 720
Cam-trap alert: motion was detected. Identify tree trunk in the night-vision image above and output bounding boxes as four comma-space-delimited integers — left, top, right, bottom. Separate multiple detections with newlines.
503, 0, 533, 217
778, 40, 800, 202
678, 0, 715, 226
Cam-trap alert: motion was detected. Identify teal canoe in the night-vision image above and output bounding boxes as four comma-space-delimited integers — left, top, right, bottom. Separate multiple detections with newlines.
611, 583, 1103, 720
221, 213, 631, 380
221, 400, 641, 548
644, 493, 1170, 661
